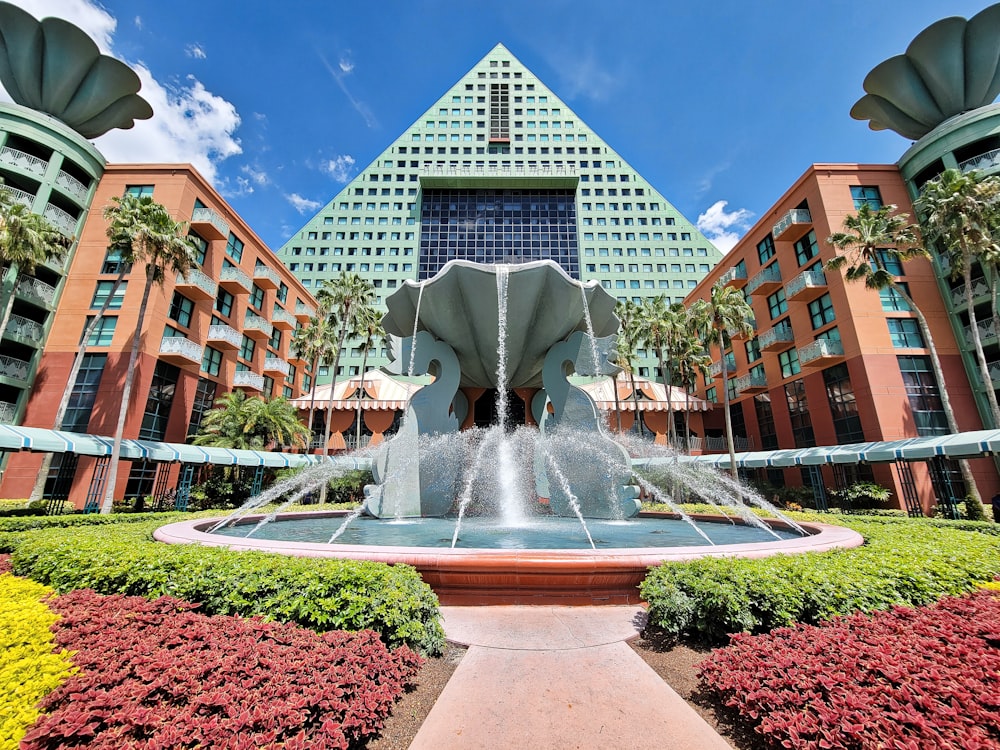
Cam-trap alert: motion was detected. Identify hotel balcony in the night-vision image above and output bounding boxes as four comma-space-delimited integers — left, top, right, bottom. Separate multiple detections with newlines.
233, 370, 264, 391
271, 308, 296, 331
0, 354, 31, 384
746, 264, 782, 296
15, 276, 56, 309
735, 371, 769, 395
219, 265, 252, 294
2, 185, 35, 208
959, 146, 1000, 174
758, 325, 795, 352
949, 276, 991, 309
206, 323, 241, 351
159, 335, 204, 368
190, 206, 229, 240
55, 169, 90, 203
799, 338, 845, 368
727, 319, 756, 340
0, 145, 48, 178
253, 264, 281, 291
175, 268, 217, 301
772, 208, 812, 242
785, 269, 828, 303
287, 348, 309, 366
719, 266, 748, 289
243, 313, 273, 341
295, 300, 316, 322
2, 314, 45, 347
42, 203, 78, 237
709, 359, 737, 377
988, 359, 1000, 386
263, 357, 290, 377
964, 318, 998, 347
0, 400, 17, 424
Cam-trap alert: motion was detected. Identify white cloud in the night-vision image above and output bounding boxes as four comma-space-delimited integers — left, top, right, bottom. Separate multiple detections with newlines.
324, 154, 356, 183
696, 200, 754, 254
318, 52, 377, 128
339, 57, 354, 74
242, 164, 269, 187
286, 193, 321, 214
0, 0, 242, 187
186, 43, 207, 60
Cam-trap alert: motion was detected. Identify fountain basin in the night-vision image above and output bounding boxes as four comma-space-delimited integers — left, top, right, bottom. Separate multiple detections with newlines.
154, 512, 864, 605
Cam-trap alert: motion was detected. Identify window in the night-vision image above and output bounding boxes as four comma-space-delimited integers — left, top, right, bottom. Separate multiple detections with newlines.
168, 292, 194, 328
91, 280, 126, 310
874, 249, 903, 276
784, 379, 815, 447
187, 378, 217, 439
745, 337, 761, 363
215, 288, 234, 318
250, 283, 265, 310
757, 234, 775, 264
851, 185, 883, 210
239, 335, 256, 362
767, 288, 788, 320
268, 328, 282, 351
64, 354, 106, 432
879, 283, 910, 311
887, 318, 924, 348
779, 348, 801, 378
823, 364, 864, 443
101, 249, 131, 275
898, 355, 948, 435
808, 293, 835, 329
793, 230, 819, 266
226, 232, 244, 262
188, 231, 207, 265
277, 283, 288, 303
125, 185, 154, 197
754, 393, 778, 450
201, 347, 223, 377
84, 316, 116, 346
139, 361, 179, 441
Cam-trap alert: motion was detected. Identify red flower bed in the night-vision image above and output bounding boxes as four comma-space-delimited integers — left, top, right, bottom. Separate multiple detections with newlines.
0, 553, 11, 574
21, 590, 422, 749
698, 590, 1000, 750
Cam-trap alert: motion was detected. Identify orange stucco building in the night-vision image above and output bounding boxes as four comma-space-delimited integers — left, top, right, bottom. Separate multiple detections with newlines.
0, 164, 318, 507
684, 164, 999, 513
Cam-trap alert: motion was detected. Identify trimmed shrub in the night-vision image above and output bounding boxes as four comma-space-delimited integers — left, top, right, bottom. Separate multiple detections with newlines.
22, 589, 421, 750
8, 520, 444, 655
698, 591, 1000, 749
641, 515, 1000, 643
0, 574, 77, 749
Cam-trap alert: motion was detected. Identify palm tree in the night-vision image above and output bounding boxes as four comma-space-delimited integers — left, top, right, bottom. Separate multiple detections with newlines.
193, 390, 309, 450
315, 272, 375, 501
100, 194, 199, 513
0, 187, 69, 338
353, 304, 384, 450
614, 299, 645, 435
827, 202, 983, 503
291, 315, 335, 449
703, 282, 755, 481
914, 168, 1000, 429
641, 296, 686, 444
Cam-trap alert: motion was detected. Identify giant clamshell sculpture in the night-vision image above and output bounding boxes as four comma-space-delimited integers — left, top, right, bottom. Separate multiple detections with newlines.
0, 1, 152, 138
851, 4, 1000, 140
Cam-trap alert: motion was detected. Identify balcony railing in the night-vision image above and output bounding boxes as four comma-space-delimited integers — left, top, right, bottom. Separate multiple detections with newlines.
958, 147, 1000, 174
799, 338, 844, 366
295, 300, 316, 320
4, 314, 45, 345
719, 266, 748, 288
988, 359, 1000, 385
233, 370, 264, 390
964, 318, 998, 346
746, 264, 782, 295
191, 206, 229, 240
2, 185, 35, 208
709, 359, 737, 377
697, 435, 754, 453
219, 265, 252, 294
263, 357, 290, 377
0, 354, 31, 382
0, 400, 16, 424
758, 325, 795, 352
252, 264, 281, 290
43, 203, 77, 237
785, 268, 827, 301
0, 146, 48, 176
772, 208, 812, 239
15, 276, 56, 307
206, 323, 242, 350
175, 268, 217, 300
421, 165, 577, 177
735, 371, 769, 394
271, 308, 296, 330
243, 313, 273, 339
55, 169, 89, 202
950, 276, 990, 308
159, 335, 204, 366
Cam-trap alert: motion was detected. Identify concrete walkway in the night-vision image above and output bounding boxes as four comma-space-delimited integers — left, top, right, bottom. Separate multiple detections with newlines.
410, 606, 733, 749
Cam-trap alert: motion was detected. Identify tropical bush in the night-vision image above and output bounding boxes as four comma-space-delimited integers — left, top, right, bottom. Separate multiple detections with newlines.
0, 575, 77, 750
21, 590, 420, 750
698, 590, 1000, 749
7, 520, 444, 654
826, 481, 891, 511
641, 515, 1000, 643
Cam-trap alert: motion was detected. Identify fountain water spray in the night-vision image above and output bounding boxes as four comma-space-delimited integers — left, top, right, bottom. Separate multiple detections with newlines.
543, 451, 596, 549
495, 265, 510, 432
407, 281, 425, 378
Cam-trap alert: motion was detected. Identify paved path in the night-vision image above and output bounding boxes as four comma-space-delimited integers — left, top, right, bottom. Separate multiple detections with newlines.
410, 606, 733, 749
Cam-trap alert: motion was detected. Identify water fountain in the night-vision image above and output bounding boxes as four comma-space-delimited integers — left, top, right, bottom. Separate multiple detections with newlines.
156, 260, 863, 604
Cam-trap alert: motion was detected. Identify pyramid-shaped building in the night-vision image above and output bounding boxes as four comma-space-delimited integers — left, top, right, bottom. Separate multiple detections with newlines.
277, 43, 723, 382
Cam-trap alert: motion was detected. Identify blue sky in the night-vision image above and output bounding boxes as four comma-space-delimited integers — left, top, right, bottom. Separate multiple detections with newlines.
4, 0, 996, 252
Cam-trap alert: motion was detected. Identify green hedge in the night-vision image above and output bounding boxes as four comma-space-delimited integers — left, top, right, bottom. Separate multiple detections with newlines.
6, 520, 444, 656
640, 515, 1000, 644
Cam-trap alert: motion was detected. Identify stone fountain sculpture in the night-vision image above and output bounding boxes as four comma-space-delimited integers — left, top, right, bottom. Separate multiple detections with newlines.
363, 259, 639, 520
